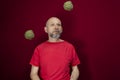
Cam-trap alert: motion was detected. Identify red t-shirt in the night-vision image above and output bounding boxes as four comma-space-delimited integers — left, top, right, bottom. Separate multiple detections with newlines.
30, 40, 80, 80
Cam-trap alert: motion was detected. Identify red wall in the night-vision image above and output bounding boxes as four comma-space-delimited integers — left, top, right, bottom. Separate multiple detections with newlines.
1, 0, 120, 80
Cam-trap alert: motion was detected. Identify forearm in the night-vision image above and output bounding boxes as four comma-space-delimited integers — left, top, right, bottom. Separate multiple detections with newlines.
30, 74, 40, 80
70, 67, 80, 80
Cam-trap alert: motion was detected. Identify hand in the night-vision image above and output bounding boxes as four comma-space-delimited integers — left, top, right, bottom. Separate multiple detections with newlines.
70, 78, 74, 80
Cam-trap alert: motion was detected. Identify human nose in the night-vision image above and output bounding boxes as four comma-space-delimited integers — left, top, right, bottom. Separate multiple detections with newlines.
54, 25, 59, 29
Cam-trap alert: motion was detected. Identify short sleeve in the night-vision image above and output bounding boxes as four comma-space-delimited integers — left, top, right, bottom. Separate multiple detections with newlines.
71, 46, 80, 66
29, 47, 40, 66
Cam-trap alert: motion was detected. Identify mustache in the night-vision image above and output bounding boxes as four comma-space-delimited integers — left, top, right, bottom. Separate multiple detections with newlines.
53, 30, 61, 33
54, 30, 60, 31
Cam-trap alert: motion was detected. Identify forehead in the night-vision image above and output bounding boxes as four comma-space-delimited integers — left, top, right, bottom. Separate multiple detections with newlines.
46, 17, 61, 25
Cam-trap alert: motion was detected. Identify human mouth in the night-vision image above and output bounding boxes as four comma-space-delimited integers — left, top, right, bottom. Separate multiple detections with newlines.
53, 30, 59, 33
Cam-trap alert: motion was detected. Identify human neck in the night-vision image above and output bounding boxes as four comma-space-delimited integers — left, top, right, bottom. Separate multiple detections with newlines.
48, 37, 62, 42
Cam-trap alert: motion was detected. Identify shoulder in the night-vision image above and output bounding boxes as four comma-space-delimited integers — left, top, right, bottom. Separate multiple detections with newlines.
34, 41, 48, 50
63, 40, 75, 49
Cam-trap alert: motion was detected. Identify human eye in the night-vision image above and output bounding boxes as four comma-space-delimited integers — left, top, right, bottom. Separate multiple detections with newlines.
50, 24, 54, 26
57, 23, 61, 26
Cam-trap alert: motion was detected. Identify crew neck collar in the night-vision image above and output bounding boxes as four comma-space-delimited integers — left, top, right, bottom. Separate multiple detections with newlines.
45, 40, 65, 44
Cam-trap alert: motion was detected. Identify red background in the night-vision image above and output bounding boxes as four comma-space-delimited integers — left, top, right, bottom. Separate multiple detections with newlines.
1, 0, 120, 80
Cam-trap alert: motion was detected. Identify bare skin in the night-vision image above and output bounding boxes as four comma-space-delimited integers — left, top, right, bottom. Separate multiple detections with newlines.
30, 17, 80, 80
44, 17, 63, 42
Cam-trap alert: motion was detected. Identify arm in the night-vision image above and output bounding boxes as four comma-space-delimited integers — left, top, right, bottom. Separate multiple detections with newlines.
30, 65, 41, 80
70, 65, 80, 80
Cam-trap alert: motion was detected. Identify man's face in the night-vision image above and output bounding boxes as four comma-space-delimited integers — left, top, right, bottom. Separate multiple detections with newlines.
45, 18, 63, 39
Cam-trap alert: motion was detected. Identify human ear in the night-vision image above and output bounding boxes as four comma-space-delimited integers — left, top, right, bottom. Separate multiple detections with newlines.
44, 27, 48, 33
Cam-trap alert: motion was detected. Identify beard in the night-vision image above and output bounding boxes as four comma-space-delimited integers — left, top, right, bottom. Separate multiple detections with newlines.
49, 30, 62, 39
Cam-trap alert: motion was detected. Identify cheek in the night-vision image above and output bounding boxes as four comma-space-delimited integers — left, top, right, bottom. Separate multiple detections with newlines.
60, 27, 63, 31
47, 28, 53, 33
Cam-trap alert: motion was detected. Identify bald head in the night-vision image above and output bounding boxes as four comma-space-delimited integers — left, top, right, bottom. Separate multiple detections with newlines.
46, 17, 62, 27
44, 17, 63, 39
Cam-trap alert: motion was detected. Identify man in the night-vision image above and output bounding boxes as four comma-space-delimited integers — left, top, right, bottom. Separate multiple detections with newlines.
30, 17, 80, 80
